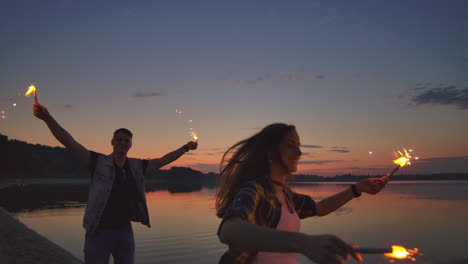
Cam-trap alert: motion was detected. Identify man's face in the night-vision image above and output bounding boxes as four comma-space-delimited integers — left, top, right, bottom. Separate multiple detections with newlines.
111, 132, 132, 154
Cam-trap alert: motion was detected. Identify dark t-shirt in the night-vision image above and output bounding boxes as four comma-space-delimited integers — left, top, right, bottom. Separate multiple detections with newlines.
89, 151, 148, 229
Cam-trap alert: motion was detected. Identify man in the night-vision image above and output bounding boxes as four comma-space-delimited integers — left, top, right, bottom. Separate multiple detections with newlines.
33, 103, 198, 264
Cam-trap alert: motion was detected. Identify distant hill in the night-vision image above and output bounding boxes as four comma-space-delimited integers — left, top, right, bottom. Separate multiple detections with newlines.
1, 134, 467, 183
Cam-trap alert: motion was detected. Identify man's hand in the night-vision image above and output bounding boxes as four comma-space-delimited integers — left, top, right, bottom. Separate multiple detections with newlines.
185, 141, 198, 151
33, 103, 51, 121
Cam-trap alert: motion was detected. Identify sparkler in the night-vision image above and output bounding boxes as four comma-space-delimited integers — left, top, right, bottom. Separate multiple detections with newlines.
176, 109, 199, 142
355, 247, 392, 254
190, 127, 199, 142
356, 245, 422, 262
384, 148, 418, 179
25, 85, 38, 103
384, 245, 421, 261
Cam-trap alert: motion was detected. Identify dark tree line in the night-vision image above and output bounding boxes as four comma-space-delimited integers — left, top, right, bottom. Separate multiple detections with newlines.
1, 134, 466, 182
0, 134, 87, 179
0, 134, 218, 185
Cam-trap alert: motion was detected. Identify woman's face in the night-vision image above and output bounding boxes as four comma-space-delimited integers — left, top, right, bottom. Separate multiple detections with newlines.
278, 129, 302, 173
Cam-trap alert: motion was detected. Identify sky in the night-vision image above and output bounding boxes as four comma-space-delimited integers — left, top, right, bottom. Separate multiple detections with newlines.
1, 0, 467, 176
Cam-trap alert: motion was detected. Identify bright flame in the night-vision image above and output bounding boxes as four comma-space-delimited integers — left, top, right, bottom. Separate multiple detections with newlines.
385, 245, 409, 259
25, 85, 36, 96
385, 245, 422, 262
393, 148, 414, 167
191, 131, 198, 141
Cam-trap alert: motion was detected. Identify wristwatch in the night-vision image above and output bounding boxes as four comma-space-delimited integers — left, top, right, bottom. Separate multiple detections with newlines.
351, 184, 361, 197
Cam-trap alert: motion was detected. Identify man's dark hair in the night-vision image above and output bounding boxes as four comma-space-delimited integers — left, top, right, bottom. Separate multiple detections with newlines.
113, 128, 133, 139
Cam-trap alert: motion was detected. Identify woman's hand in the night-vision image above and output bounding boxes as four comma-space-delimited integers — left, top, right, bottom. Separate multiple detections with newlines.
299, 234, 362, 264
33, 103, 51, 121
356, 177, 388, 195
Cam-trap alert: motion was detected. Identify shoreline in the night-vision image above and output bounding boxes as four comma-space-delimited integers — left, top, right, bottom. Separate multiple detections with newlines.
0, 207, 83, 264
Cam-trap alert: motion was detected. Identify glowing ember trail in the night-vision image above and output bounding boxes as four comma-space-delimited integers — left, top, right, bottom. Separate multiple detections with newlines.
190, 128, 199, 142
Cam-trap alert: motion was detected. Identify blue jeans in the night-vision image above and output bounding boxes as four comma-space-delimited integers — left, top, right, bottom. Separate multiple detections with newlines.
84, 223, 135, 264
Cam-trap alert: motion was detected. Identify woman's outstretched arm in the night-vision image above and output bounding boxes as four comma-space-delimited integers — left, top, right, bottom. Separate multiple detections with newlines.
219, 217, 361, 263
315, 177, 388, 216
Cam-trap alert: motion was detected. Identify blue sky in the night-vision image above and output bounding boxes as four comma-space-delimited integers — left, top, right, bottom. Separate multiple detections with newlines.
1, 0, 467, 175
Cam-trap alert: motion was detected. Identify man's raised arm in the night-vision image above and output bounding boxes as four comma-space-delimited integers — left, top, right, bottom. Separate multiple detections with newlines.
33, 103, 90, 167
145, 141, 198, 175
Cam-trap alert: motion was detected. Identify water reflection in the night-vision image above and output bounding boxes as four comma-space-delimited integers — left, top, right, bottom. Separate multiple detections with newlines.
0, 181, 215, 213
1, 181, 468, 263
0, 184, 88, 212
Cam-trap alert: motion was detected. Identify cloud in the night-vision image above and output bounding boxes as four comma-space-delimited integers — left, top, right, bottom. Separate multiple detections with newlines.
299, 160, 344, 165
131, 92, 162, 99
330, 146, 350, 153
410, 85, 468, 109
301, 145, 323, 149
184, 152, 197, 156
214, 69, 324, 86
330, 149, 350, 153
64, 104, 73, 109
215, 76, 268, 86
280, 73, 304, 82
301, 152, 311, 156
404, 156, 468, 174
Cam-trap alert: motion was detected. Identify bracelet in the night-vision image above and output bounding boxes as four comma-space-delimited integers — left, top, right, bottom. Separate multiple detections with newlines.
351, 184, 361, 197
183, 145, 189, 152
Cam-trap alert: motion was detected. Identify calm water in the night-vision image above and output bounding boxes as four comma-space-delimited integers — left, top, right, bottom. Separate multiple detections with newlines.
2, 181, 468, 263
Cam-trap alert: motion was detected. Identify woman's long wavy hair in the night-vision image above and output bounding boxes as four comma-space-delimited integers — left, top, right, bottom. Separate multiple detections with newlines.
215, 123, 296, 218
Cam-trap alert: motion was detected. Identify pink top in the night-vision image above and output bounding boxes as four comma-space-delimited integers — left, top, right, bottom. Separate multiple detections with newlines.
253, 202, 300, 264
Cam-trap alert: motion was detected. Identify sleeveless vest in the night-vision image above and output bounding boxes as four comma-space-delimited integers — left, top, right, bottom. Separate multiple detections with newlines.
83, 153, 150, 233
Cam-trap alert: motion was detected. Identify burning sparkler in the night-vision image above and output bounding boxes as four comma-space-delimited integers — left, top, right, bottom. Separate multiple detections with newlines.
384, 148, 419, 179
176, 109, 199, 142
384, 245, 422, 262
190, 127, 198, 142
356, 245, 422, 262
25, 85, 38, 103
355, 247, 392, 254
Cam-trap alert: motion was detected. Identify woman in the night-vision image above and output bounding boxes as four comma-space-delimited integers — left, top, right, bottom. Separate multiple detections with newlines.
216, 123, 388, 264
